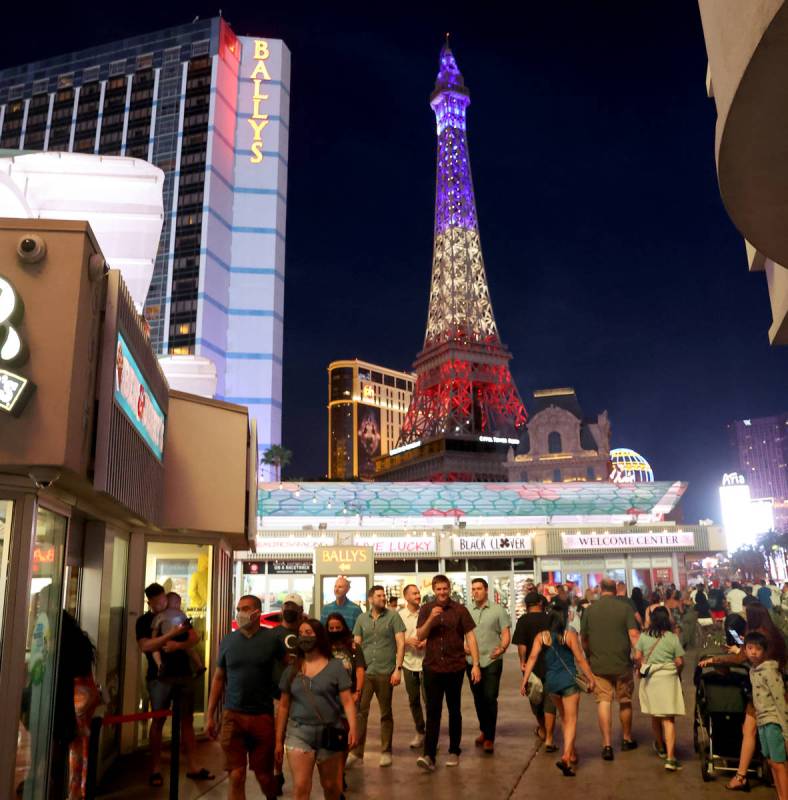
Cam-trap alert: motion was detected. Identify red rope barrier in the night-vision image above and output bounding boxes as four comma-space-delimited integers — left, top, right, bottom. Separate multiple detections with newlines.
102, 709, 172, 725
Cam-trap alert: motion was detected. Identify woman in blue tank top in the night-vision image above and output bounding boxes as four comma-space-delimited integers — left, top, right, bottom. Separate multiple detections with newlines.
521, 609, 596, 777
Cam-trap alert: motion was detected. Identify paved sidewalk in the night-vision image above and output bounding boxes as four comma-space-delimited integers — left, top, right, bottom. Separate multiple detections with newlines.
100, 649, 775, 798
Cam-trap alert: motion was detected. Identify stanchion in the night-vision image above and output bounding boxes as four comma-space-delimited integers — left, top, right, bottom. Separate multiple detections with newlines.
169, 684, 182, 800
84, 715, 104, 800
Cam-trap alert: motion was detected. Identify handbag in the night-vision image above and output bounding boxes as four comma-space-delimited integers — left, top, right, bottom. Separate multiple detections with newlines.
526, 673, 544, 706
638, 637, 663, 678
299, 674, 349, 752
544, 632, 591, 694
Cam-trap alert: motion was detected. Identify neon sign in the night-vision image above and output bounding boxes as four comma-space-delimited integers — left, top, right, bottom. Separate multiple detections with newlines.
0, 275, 35, 415
248, 40, 272, 164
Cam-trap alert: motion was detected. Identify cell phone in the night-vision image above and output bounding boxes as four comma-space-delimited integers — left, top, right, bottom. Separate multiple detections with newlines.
729, 629, 744, 646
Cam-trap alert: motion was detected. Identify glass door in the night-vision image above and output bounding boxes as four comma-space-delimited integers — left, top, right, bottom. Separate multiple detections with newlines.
16, 506, 67, 800
0, 500, 14, 655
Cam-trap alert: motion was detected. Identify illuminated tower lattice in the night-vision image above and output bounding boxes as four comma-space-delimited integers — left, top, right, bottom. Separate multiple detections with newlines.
397, 40, 526, 454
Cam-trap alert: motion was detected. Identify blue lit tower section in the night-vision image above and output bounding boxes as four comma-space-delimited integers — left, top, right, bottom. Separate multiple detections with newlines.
197, 30, 290, 471
397, 40, 526, 459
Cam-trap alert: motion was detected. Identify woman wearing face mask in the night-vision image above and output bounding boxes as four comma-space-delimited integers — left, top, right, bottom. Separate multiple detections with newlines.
275, 620, 358, 800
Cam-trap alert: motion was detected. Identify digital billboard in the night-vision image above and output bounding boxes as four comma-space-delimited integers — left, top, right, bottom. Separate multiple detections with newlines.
357, 404, 381, 478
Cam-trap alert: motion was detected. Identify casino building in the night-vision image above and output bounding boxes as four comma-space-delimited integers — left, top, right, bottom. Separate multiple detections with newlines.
241, 480, 725, 622
0, 17, 290, 467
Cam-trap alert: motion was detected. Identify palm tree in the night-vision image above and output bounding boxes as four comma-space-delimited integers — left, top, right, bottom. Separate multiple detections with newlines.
261, 445, 292, 482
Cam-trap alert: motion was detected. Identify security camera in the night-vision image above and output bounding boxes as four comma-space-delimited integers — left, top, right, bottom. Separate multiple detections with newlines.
17, 234, 47, 264
28, 468, 61, 490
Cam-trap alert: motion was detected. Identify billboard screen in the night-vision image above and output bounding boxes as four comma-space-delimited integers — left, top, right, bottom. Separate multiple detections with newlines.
357, 404, 381, 478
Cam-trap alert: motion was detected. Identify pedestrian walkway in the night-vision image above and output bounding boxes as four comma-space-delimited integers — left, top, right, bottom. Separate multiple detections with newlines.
100, 649, 773, 799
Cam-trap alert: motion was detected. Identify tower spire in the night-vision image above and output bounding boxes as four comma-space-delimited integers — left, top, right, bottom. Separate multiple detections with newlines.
386, 40, 526, 479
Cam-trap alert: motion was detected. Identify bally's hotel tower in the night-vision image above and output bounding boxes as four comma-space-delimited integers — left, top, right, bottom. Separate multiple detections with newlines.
0, 18, 290, 464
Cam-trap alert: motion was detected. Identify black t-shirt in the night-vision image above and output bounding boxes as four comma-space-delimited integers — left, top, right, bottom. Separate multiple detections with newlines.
136, 611, 191, 681
271, 624, 300, 698
708, 588, 725, 611
512, 611, 550, 680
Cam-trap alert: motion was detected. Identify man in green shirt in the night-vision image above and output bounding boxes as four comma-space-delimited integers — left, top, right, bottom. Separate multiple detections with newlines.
349, 585, 405, 767
581, 578, 640, 761
466, 578, 510, 753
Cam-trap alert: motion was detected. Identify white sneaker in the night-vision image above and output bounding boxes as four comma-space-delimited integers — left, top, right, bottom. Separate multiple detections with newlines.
345, 753, 362, 769
409, 734, 425, 749
416, 755, 435, 772
379, 753, 392, 767
446, 753, 460, 767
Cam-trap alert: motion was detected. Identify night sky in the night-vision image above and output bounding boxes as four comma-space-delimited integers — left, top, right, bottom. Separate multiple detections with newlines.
4, 3, 787, 522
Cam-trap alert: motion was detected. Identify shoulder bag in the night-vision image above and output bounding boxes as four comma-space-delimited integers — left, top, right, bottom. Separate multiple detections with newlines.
638, 637, 663, 678
299, 672, 348, 752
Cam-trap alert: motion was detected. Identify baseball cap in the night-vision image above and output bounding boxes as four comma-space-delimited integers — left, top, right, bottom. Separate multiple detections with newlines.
524, 591, 543, 607
283, 592, 304, 608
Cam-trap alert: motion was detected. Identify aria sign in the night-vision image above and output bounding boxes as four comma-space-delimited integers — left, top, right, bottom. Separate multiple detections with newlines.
0, 275, 35, 415
114, 334, 165, 460
248, 40, 273, 164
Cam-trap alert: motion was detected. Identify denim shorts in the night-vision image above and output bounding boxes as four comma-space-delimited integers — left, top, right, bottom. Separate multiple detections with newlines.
285, 720, 343, 764
550, 685, 580, 699
758, 723, 787, 763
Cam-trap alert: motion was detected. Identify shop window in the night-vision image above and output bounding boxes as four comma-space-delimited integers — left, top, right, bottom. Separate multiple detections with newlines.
16, 506, 67, 798
0, 500, 14, 649
374, 559, 416, 573
445, 559, 465, 571
141, 542, 212, 739
417, 559, 439, 572
513, 558, 534, 571
548, 432, 562, 454
469, 558, 511, 572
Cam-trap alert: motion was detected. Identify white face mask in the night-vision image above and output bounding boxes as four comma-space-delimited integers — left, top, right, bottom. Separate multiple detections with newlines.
236, 611, 254, 629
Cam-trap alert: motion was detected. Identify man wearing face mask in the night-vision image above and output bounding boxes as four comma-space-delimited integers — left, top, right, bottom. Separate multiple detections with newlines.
207, 595, 286, 800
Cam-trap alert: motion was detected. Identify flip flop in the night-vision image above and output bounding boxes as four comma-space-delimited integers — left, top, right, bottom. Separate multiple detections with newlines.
149, 773, 164, 787
544, 744, 559, 753
186, 768, 215, 781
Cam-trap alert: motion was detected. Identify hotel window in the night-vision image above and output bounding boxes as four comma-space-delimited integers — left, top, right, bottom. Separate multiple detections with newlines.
22, 92, 50, 150
553, 468, 561, 482
125, 66, 155, 159
48, 87, 75, 151
586, 466, 596, 480
548, 431, 562, 454
0, 99, 24, 148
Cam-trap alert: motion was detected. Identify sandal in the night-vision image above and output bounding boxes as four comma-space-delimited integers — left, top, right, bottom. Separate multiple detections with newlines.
544, 744, 559, 753
726, 773, 750, 792
149, 773, 164, 787
186, 768, 215, 781
556, 760, 576, 777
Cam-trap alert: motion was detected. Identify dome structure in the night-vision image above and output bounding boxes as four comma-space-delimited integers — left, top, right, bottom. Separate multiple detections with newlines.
610, 448, 654, 483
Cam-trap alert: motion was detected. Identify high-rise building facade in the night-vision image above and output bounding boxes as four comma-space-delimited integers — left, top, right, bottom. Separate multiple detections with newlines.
727, 414, 788, 532
328, 360, 415, 479
0, 17, 289, 465
376, 41, 526, 482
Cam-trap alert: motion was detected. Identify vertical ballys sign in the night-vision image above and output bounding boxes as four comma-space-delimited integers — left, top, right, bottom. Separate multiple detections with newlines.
114, 334, 165, 460
0, 275, 35, 415
248, 40, 272, 164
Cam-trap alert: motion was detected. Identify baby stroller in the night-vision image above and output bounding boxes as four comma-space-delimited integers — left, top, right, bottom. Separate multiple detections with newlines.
693, 651, 768, 784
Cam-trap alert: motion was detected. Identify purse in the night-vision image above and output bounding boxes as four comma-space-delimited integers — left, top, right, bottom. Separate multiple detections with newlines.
299, 674, 349, 752
639, 638, 662, 679
526, 673, 544, 706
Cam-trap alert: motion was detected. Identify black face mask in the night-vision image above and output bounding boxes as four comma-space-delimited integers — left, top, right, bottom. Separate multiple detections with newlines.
328, 630, 345, 642
298, 637, 317, 652
282, 608, 301, 624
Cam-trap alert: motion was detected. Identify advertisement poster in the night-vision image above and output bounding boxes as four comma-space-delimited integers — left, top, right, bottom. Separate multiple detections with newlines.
357, 404, 381, 478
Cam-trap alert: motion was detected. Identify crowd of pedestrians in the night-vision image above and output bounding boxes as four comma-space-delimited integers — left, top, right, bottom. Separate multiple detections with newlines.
137, 572, 788, 799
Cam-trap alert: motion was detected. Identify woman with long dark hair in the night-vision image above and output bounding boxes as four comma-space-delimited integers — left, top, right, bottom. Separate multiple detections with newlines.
275, 619, 357, 800
699, 601, 788, 790
635, 606, 685, 771
520, 609, 595, 777
631, 587, 647, 623
325, 613, 366, 703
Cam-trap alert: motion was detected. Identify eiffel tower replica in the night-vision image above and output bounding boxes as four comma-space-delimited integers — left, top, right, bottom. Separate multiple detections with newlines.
377, 39, 527, 481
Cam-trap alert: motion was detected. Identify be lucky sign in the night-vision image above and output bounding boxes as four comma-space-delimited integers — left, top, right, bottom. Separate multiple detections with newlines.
451, 534, 532, 555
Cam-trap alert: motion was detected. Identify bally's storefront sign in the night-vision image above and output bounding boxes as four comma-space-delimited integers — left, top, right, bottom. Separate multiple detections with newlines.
452, 534, 533, 555
561, 531, 695, 551
114, 333, 165, 460
316, 546, 373, 574
353, 534, 437, 557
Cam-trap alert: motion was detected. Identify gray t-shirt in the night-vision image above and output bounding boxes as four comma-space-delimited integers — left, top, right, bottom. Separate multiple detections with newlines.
280, 658, 351, 725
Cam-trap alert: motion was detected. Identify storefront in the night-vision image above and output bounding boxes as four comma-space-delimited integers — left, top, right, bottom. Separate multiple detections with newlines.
251, 482, 725, 627
0, 219, 257, 797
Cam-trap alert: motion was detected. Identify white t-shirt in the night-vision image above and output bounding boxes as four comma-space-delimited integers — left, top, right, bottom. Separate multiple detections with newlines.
727, 588, 747, 613
399, 606, 424, 672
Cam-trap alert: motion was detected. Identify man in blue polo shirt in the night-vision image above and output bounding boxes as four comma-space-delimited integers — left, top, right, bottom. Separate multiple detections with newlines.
320, 576, 362, 629
207, 594, 285, 800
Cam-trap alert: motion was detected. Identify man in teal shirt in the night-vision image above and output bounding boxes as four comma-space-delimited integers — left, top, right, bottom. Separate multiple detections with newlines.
320, 576, 362, 629
348, 585, 405, 767
466, 578, 510, 753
